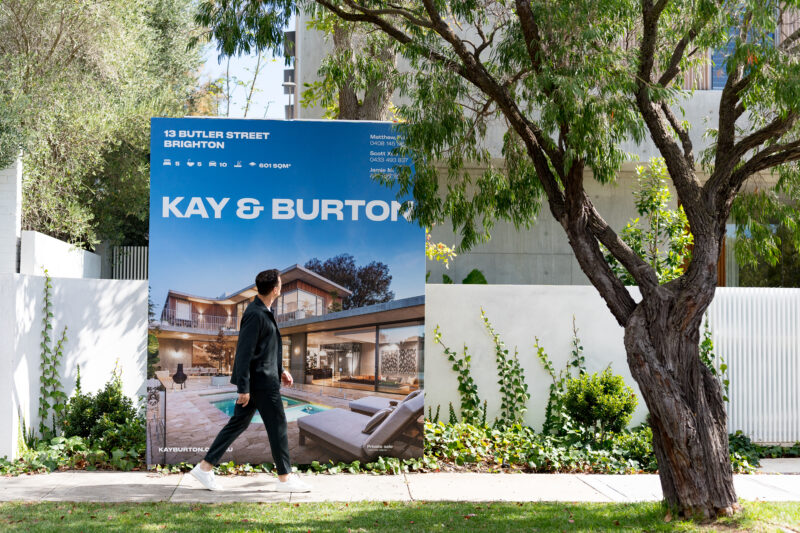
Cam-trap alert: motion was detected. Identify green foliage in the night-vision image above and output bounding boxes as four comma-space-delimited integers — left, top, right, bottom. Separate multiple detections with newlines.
536, 328, 587, 436
563, 369, 638, 438
423, 421, 766, 475
462, 269, 488, 284
60, 365, 146, 460
147, 333, 160, 379
736, 222, 800, 287
38, 269, 68, 440
699, 315, 730, 402
1, 0, 202, 247
731, 178, 800, 283
442, 274, 453, 284
604, 159, 693, 285
481, 308, 530, 428
0, 436, 103, 475
426, 404, 441, 424
424, 421, 653, 474
728, 431, 761, 473
448, 402, 457, 425
570, 317, 586, 376
433, 326, 485, 425
193, 0, 294, 59
301, 11, 399, 120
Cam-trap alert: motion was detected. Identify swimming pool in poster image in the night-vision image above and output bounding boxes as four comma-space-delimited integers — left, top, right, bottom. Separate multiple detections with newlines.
210, 395, 331, 423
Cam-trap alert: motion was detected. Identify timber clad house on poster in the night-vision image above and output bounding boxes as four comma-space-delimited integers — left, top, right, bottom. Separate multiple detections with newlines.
154, 264, 424, 395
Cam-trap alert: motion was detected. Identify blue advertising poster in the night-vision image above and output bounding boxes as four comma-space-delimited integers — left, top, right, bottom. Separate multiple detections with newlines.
147, 118, 425, 467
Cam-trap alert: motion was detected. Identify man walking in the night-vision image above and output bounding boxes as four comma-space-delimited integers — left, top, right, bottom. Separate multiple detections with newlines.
190, 269, 311, 492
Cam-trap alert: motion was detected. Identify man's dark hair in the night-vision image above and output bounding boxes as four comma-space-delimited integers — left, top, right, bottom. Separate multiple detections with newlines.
255, 269, 280, 295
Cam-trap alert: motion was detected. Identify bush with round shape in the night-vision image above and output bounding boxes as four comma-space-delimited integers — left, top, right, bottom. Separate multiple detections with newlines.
563, 368, 638, 437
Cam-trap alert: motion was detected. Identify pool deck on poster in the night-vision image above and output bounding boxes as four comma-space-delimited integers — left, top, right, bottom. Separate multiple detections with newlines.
155, 377, 418, 465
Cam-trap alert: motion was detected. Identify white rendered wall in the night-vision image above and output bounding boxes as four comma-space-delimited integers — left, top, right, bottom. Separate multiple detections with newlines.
426, 285, 800, 443
20, 231, 101, 279
0, 275, 147, 459
0, 159, 22, 274
0, 275, 17, 460
425, 285, 648, 431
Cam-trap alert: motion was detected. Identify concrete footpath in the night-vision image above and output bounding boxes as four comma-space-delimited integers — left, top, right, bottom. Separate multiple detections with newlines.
1, 468, 800, 504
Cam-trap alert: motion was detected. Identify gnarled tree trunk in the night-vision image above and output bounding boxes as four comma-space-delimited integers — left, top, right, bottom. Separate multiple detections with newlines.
625, 291, 738, 518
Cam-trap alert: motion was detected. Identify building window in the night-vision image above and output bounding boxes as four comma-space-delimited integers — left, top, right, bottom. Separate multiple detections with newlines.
298, 289, 323, 317
282, 337, 292, 373
176, 301, 192, 321
278, 289, 324, 320
306, 327, 376, 389
378, 322, 424, 394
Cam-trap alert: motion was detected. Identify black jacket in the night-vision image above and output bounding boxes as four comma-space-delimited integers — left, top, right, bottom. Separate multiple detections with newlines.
230, 296, 284, 393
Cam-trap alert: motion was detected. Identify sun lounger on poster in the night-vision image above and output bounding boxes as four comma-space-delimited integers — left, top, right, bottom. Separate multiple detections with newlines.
297, 391, 424, 462
347, 389, 423, 416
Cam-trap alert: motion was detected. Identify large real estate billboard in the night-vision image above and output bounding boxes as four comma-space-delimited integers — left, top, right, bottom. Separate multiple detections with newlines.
147, 118, 425, 467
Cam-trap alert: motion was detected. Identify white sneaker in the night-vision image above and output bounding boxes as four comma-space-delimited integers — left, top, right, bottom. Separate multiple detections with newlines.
190, 464, 220, 491
275, 474, 311, 493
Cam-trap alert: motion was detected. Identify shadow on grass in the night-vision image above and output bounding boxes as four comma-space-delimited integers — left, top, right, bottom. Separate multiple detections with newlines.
0, 500, 783, 532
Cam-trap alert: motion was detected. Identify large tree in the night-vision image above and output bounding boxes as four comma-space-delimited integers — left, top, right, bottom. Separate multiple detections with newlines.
281, 0, 800, 519
305, 253, 394, 309
0, 0, 203, 247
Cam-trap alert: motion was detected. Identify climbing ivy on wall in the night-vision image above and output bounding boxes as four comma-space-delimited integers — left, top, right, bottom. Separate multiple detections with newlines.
38, 269, 68, 440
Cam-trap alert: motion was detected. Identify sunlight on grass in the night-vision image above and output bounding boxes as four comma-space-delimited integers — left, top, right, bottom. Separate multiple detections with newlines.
0, 501, 798, 532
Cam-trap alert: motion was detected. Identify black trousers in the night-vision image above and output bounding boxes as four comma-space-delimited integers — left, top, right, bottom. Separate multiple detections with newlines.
203, 387, 292, 475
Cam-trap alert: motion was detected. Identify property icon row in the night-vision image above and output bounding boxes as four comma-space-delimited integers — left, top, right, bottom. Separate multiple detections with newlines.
162, 159, 271, 169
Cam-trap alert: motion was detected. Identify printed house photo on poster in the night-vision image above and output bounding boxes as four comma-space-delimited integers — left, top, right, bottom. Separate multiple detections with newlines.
147, 118, 425, 466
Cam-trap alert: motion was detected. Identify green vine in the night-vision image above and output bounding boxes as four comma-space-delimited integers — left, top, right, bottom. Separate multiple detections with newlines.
536, 320, 587, 435
426, 404, 441, 424
569, 316, 586, 375
481, 308, 530, 428
433, 325, 485, 425
38, 269, 68, 440
699, 314, 730, 402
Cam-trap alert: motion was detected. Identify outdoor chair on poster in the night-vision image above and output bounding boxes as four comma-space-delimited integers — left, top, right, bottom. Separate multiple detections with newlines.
348, 389, 422, 416
297, 391, 424, 462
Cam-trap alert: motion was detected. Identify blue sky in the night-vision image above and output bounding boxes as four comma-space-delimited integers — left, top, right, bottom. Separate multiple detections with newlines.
149, 118, 424, 316
199, 24, 295, 119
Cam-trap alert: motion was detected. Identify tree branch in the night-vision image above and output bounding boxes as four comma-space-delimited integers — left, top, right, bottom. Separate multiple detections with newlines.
636, 0, 702, 212
562, 163, 639, 324
656, 13, 715, 87
729, 140, 800, 191
660, 101, 694, 167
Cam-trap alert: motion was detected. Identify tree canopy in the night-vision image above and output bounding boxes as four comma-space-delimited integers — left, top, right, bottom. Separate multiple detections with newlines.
0, 0, 204, 247
304, 253, 394, 309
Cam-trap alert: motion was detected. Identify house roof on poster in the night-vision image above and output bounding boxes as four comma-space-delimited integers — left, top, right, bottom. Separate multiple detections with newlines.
165, 264, 353, 306
153, 295, 424, 341
279, 295, 424, 335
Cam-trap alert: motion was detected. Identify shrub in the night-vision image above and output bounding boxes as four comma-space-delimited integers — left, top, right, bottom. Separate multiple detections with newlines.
60, 366, 145, 456
59, 367, 95, 439
611, 425, 658, 471
563, 368, 638, 436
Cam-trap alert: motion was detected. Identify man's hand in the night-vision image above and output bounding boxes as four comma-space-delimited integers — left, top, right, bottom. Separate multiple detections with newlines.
236, 393, 250, 407
281, 370, 294, 387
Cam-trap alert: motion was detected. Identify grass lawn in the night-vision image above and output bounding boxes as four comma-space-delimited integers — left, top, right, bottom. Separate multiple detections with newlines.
0, 501, 798, 532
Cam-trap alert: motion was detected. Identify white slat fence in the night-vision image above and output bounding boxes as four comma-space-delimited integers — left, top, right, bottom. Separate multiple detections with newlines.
710, 288, 800, 444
